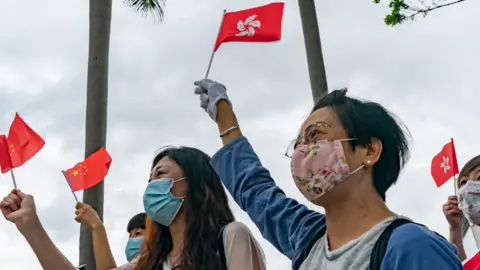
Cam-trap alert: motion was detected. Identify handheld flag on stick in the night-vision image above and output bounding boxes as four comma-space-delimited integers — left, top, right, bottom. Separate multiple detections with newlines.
431, 138, 459, 188
7, 113, 45, 168
0, 135, 15, 188
0, 113, 45, 188
205, 2, 285, 78
63, 147, 112, 201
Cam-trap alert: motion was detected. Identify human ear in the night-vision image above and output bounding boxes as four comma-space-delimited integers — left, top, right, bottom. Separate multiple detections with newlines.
364, 138, 382, 168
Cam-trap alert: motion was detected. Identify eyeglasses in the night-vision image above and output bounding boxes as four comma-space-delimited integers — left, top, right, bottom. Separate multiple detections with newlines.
285, 121, 350, 158
285, 122, 334, 158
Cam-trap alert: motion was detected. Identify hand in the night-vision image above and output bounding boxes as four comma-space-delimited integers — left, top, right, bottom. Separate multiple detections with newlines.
75, 202, 103, 230
443, 195, 463, 231
194, 79, 230, 122
0, 189, 39, 232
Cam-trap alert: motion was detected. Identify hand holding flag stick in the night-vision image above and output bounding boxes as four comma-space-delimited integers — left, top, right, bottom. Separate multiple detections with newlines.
204, 2, 285, 79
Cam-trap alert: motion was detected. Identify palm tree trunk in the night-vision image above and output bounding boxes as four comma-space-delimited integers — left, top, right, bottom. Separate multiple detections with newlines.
298, 0, 328, 103
80, 0, 112, 269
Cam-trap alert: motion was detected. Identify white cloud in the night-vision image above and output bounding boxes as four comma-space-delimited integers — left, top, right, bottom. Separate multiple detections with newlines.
0, 0, 479, 269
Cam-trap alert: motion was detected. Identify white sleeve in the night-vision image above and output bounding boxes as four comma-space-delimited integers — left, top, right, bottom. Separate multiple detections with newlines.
222, 222, 266, 270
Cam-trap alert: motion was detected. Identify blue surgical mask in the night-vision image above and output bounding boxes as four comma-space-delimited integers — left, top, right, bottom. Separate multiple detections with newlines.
125, 236, 144, 262
143, 178, 185, 226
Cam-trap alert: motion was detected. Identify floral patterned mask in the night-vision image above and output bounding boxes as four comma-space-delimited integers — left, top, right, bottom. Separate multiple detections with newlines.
290, 139, 364, 201
458, 180, 480, 225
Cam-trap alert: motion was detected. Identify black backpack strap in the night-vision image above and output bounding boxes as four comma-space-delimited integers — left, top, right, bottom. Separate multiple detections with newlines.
218, 225, 227, 268
369, 218, 413, 270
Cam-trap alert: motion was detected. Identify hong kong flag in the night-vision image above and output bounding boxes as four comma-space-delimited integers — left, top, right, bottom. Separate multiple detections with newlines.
214, 2, 285, 51
430, 139, 459, 187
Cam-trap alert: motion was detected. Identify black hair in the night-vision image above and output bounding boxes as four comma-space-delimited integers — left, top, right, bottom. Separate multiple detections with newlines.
312, 89, 411, 200
137, 146, 235, 270
127, 212, 147, 233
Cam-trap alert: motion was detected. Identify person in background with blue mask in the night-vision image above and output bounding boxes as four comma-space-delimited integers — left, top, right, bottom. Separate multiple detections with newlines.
124, 213, 146, 262
193, 78, 462, 270
136, 146, 266, 270
74, 204, 147, 269
443, 155, 480, 261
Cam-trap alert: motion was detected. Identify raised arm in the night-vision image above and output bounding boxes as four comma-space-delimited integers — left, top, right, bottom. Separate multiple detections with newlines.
75, 202, 117, 270
194, 80, 326, 267
0, 190, 76, 270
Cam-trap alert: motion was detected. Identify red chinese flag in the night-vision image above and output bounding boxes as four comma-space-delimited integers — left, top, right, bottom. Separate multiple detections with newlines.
0, 135, 13, 174
431, 140, 459, 187
64, 147, 112, 191
464, 250, 480, 270
214, 2, 284, 51
7, 113, 45, 168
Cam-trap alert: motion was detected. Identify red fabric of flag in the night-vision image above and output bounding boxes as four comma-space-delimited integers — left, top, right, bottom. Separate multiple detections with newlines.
7, 113, 45, 168
64, 147, 112, 191
464, 250, 480, 270
0, 135, 13, 174
431, 140, 459, 187
214, 2, 284, 51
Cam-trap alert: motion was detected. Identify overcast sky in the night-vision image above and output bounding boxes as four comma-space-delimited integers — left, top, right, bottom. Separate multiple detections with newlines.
0, 0, 479, 269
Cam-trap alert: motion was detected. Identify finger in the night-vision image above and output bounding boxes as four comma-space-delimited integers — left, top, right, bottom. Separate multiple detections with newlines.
4, 197, 18, 211
74, 216, 82, 223
0, 200, 9, 207
446, 209, 462, 216
75, 202, 86, 210
448, 198, 458, 204
8, 193, 21, 206
200, 93, 209, 103
15, 190, 26, 199
448, 195, 458, 200
194, 86, 206, 95
75, 209, 81, 215
194, 79, 208, 87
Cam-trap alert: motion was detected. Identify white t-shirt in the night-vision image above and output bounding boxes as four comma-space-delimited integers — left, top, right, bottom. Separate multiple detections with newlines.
116, 221, 266, 270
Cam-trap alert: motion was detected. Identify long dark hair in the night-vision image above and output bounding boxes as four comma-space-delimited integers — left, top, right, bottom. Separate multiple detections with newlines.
136, 146, 235, 270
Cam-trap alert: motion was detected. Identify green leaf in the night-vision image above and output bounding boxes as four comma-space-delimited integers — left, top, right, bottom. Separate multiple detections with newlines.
123, 0, 166, 20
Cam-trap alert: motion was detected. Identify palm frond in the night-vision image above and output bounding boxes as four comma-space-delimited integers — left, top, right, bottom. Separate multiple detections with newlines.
123, 0, 166, 21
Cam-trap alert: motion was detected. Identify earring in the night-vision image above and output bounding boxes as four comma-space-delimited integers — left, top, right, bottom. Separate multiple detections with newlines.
366, 160, 372, 165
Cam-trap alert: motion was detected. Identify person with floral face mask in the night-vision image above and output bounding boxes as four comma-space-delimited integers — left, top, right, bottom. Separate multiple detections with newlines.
194, 79, 462, 270
443, 155, 480, 261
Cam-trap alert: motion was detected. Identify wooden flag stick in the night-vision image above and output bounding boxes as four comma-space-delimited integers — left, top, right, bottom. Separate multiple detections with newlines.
205, 9, 227, 79
10, 170, 17, 189
62, 170, 78, 203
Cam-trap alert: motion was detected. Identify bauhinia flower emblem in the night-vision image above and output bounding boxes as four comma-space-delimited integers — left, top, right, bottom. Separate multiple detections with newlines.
236, 15, 261, 36
440, 156, 451, 174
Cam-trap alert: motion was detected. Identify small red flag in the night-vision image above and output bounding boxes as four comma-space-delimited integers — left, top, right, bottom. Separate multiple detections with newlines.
0, 135, 13, 174
214, 2, 285, 51
431, 140, 459, 187
464, 250, 480, 270
64, 147, 112, 191
7, 113, 45, 169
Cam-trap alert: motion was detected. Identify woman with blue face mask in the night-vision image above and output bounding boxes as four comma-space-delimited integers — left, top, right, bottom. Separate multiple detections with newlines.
135, 146, 266, 270
443, 155, 480, 262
